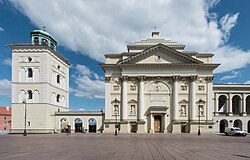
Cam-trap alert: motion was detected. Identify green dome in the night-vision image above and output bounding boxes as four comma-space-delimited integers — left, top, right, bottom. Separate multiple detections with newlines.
30, 29, 57, 51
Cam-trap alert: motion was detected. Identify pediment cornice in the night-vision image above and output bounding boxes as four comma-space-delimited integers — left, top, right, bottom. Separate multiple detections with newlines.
118, 44, 203, 65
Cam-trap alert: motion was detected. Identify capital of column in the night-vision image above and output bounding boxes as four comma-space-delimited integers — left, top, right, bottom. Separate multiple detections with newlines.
121, 75, 128, 81
105, 77, 111, 83
190, 75, 198, 82
138, 75, 145, 81
172, 75, 180, 82
205, 76, 214, 83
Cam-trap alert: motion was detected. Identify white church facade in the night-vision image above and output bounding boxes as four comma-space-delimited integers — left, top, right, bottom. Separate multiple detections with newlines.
10, 30, 250, 134
100, 32, 250, 134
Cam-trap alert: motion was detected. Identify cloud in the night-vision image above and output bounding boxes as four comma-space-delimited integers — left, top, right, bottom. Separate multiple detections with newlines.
219, 13, 239, 43
2, 58, 11, 66
245, 81, 250, 84
220, 71, 241, 81
214, 46, 250, 73
70, 64, 104, 99
0, 26, 4, 32
7, 0, 247, 73
0, 79, 11, 96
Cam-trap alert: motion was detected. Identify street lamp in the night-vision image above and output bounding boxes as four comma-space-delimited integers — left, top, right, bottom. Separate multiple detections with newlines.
23, 100, 27, 136
198, 98, 202, 136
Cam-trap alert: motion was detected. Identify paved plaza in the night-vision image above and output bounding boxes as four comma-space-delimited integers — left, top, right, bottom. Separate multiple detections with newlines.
0, 133, 250, 160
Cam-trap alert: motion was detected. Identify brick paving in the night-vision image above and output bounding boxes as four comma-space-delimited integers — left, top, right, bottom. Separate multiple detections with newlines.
0, 133, 250, 160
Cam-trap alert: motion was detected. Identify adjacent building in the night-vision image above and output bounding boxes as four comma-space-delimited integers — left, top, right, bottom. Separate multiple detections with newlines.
0, 106, 11, 132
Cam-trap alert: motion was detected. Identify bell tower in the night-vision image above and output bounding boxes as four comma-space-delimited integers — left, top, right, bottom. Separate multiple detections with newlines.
11, 29, 70, 133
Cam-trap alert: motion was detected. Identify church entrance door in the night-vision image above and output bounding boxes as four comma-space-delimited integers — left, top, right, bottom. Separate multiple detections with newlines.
154, 115, 161, 133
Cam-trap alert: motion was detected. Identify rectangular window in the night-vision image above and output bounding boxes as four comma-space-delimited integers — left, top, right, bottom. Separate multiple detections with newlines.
181, 85, 187, 91
113, 85, 119, 91
198, 85, 204, 91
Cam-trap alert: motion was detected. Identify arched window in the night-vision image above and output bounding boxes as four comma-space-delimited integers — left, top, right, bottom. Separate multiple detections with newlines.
57, 94, 60, 103
50, 43, 54, 50
28, 90, 32, 99
28, 68, 33, 78
41, 39, 48, 46
57, 75, 60, 84
34, 37, 39, 45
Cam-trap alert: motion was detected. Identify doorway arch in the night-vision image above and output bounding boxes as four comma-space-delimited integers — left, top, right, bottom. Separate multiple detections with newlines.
88, 118, 97, 133
234, 119, 242, 130
219, 119, 228, 133
60, 118, 69, 133
232, 95, 241, 114
74, 118, 83, 133
246, 96, 250, 114
248, 121, 250, 133
218, 95, 227, 113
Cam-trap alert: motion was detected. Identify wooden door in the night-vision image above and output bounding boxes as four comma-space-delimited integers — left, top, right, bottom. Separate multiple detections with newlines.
154, 116, 161, 132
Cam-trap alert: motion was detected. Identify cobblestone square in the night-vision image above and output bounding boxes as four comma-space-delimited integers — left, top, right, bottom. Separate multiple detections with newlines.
1, 133, 250, 160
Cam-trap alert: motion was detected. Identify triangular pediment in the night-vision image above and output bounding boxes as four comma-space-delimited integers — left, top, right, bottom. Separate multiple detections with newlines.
118, 44, 202, 65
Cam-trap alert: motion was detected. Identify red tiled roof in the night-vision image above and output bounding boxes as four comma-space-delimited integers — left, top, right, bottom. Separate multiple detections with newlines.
0, 106, 12, 116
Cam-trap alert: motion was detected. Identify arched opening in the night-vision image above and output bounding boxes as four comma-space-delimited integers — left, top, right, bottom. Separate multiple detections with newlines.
33, 37, 39, 45
246, 96, 250, 114
232, 95, 241, 114
154, 115, 162, 133
57, 75, 60, 84
248, 121, 250, 133
28, 68, 33, 78
50, 43, 55, 50
56, 94, 60, 103
234, 119, 242, 130
219, 119, 228, 133
60, 118, 69, 133
41, 38, 48, 45
74, 118, 83, 133
218, 95, 227, 113
88, 118, 97, 133
27, 90, 32, 99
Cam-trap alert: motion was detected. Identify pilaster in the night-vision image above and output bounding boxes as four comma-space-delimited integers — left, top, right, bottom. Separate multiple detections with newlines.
121, 75, 128, 121
138, 75, 145, 121
206, 76, 213, 120
189, 75, 197, 121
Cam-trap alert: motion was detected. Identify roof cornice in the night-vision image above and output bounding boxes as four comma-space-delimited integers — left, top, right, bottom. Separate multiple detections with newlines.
119, 43, 203, 65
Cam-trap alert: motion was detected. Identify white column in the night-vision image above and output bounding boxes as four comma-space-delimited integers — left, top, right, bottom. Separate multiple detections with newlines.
164, 113, 168, 133
138, 76, 145, 121
242, 94, 247, 116
228, 93, 233, 116
215, 93, 219, 116
189, 75, 197, 121
104, 77, 110, 120
172, 75, 179, 121
150, 114, 154, 133
122, 76, 128, 121
206, 76, 213, 120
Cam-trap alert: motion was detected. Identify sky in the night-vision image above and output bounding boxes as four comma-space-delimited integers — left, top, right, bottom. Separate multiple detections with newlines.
1, 0, 250, 111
